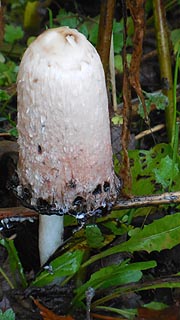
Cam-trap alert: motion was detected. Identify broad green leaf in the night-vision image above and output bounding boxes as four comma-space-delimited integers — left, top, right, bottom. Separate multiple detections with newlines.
82, 212, 180, 268
4, 24, 24, 44
74, 260, 156, 303
114, 54, 131, 73
113, 32, 124, 53
153, 155, 179, 188
127, 143, 180, 195
79, 23, 89, 38
33, 249, 84, 286
56, 9, 78, 29
113, 20, 124, 33
88, 23, 99, 45
85, 224, 104, 248
0, 309, 15, 320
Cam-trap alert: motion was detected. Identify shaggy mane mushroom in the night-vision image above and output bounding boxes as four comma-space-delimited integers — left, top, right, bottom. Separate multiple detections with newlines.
16, 27, 120, 265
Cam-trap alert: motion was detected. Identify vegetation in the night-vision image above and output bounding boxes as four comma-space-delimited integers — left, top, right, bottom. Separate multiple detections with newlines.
0, 1, 180, 319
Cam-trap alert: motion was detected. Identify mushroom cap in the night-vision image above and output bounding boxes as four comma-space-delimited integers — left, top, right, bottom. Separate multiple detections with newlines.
17, 27, 120, 216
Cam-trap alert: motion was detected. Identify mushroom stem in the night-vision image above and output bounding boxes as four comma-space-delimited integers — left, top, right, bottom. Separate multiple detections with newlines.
39, 215, 64, 266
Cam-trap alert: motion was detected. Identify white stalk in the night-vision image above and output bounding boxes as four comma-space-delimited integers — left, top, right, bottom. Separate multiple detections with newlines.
39, 215, 63, 265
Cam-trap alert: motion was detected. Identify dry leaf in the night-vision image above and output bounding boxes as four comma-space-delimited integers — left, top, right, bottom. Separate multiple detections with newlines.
32, 297, 74, 320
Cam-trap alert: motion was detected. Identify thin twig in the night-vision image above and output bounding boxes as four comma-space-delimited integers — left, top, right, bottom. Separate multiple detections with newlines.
1, 191, 180, 221
0, 207, 38, 219
114, 191, 180, 210
135, 123, 165, 140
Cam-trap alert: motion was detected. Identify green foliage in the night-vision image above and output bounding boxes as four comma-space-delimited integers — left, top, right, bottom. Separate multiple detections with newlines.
138, 91, 168, 118
0, 89, 10, 101
0, 61, 18, 86
114, 53, 131, 73
144, 301, 168, 310
154, 155, 179, 189
0, 309, 15, 320
113, 17, 133, 54
81, 212, 180, 268
56, 9, 80, 30
0, 238, 27, 288
171, 29, 180, 54
111, 114, 123, 125
85, 224, 104, 248
73, 260, 156, 304
120, 143, 180, 195
4, 24, 24, 44
56, 8, 99, 45
32, 249, 85, 286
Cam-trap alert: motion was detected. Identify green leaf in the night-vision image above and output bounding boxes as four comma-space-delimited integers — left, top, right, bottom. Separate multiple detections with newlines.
82, 212, 180, 268
0, 239, 27, 288
138, 91, 168, 118
0, 89, 10, 101
56, 9, 78, 29
0, 61, 18, 86
0, 53, 5, 63
0, 309, 15, 320
113, 20, 124, 33
78, 24, 89, 38
143, 301, 168, 310
127, 143, 180, 195
4, 24, 24, 44
88, 23, 99, 45
74, 260, 156, 303
153, 155, 179, 188
115, 212, 180, 253
8, 127, 18, 138
171, 29, 180, 54
85, 224, 104, 248
114, 54, 131, 73
103, 220, 129, 236
113, 32, 124, 53
111, 114, 123, 125
33, 249, 84, 286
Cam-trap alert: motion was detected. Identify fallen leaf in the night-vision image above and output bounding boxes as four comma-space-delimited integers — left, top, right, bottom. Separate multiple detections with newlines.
32, 297, 74, 320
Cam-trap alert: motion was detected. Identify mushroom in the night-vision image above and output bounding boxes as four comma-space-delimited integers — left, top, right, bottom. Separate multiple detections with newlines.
16, 27, 120, 266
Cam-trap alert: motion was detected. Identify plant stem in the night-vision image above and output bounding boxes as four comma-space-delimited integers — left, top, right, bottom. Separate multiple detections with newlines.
169, 44, 180, 190
97, 0, 116, 78
153, 0, 174, 142
0, 266, 14, 289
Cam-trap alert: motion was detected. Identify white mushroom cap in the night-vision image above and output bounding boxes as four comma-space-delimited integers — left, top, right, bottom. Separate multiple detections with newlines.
17, 27, 120, 215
